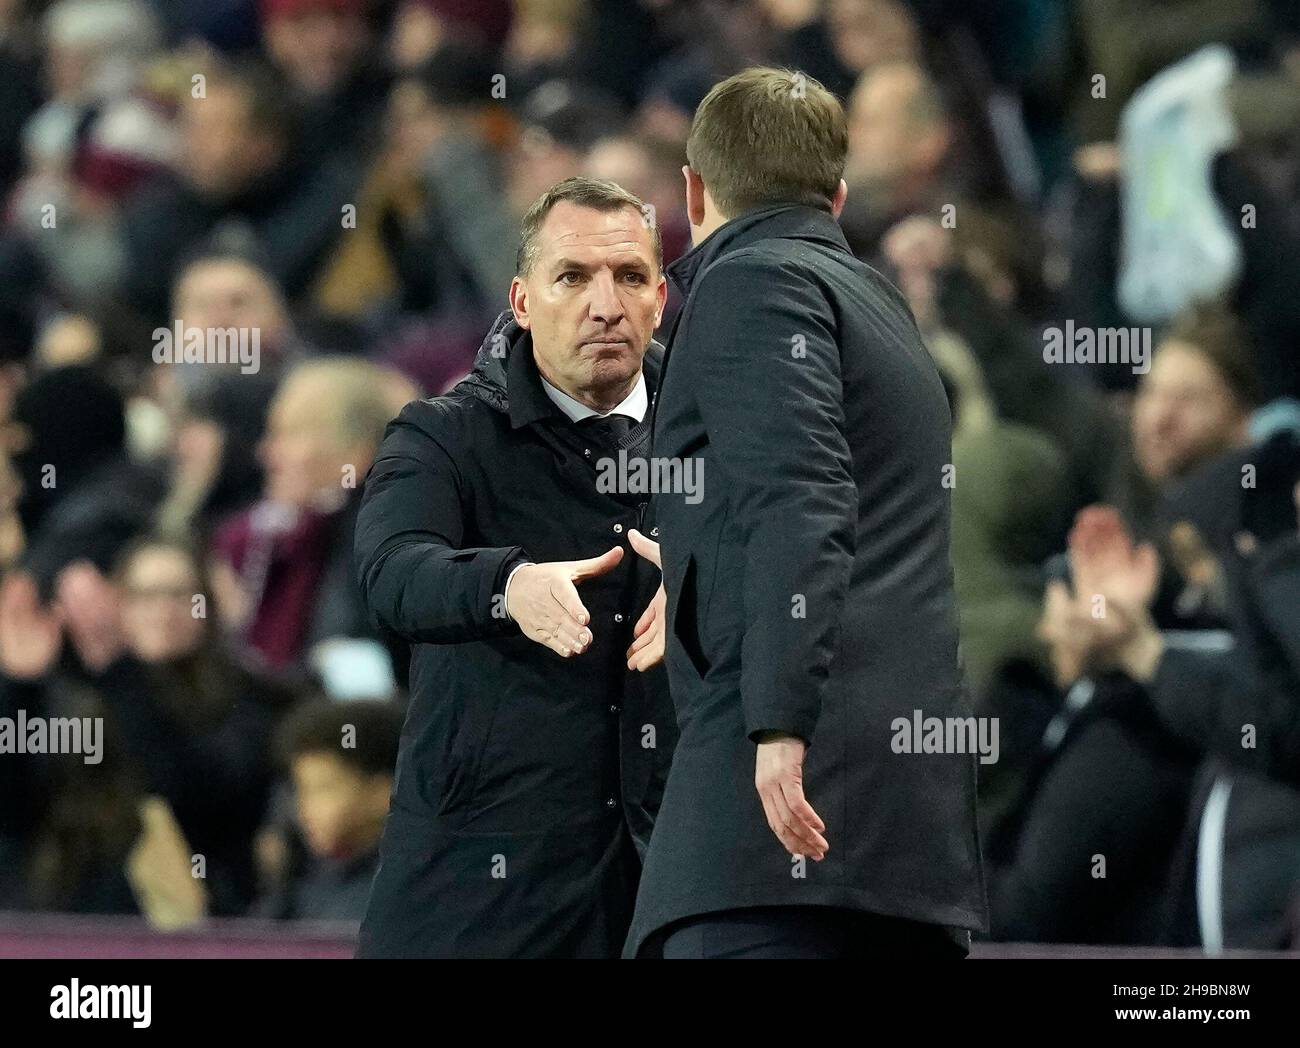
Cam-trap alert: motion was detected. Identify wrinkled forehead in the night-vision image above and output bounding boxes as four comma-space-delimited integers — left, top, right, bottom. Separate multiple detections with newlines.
534, 202, 657, 269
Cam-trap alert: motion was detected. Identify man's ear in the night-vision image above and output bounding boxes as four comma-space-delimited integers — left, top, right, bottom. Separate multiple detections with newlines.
509, 276, 530, 329
654, 272, 668, 328
831, 179, 848, 219
683, 165, 706, 227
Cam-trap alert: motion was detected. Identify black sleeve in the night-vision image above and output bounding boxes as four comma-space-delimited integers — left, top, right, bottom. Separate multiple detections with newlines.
1147, 535, 1300, 785
353, 402, 528, 644
1149, 646, 1300, 788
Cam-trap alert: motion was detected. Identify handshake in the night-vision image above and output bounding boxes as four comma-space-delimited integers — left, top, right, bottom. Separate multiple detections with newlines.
505, 528, 667, 672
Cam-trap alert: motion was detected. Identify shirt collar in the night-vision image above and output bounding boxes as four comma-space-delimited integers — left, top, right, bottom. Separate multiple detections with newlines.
539, 371, 648, 423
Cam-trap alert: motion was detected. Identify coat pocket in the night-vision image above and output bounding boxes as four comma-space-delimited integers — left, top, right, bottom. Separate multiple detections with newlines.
666, 551, 712, 680
439, 687, 504, 822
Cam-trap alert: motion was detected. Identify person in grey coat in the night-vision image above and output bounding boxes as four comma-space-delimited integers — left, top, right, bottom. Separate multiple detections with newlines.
623, 68, 987, 959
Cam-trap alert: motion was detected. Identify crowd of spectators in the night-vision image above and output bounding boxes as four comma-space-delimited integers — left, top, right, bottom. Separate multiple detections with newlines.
0, 0, 1297, 949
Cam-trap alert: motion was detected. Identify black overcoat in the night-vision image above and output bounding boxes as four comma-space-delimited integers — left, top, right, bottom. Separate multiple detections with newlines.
624, 205, 988, 956
354, 312, 676, 957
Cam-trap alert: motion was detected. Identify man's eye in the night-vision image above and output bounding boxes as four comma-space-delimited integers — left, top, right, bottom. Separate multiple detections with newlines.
559, 272, 583, 285
623, 272, 646, 284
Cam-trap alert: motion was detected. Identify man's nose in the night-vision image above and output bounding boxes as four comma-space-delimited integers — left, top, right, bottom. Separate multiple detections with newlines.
587, 271, 625, 324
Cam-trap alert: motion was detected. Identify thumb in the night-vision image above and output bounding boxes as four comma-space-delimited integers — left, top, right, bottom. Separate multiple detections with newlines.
570, 545, 624, 583
627, 529, 661, 568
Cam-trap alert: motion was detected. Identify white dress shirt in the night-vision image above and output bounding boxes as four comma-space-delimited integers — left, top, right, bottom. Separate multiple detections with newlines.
539, 371, 648, 423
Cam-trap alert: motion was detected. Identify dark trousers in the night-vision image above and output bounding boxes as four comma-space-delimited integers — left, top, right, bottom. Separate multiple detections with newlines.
662, 906, 970, 959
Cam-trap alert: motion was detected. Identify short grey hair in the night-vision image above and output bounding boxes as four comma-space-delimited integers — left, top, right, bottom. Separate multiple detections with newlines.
516, 176, 663, 277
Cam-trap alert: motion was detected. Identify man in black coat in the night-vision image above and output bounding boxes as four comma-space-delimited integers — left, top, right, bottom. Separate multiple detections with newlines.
623, 68, 988, 958
353, 177, 676, 957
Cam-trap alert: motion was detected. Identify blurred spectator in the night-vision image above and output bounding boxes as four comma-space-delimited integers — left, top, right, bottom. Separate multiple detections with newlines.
210, 357, 415, 673
986, 509, 1201, 944
1035, 476, 1300, 948
510, 80, 625, 220
259, 0, 388, 148
841, 59, 995, 256
584, 134, 691, 268
115, 58, 361, 326
258, 698, 401, 921
7, 365, 170, 598
1, 535, 301, 917
7, 364, 126, 542
1109, 303, 1260, 540
315, 41, 517, 326
389, 0, 513, 72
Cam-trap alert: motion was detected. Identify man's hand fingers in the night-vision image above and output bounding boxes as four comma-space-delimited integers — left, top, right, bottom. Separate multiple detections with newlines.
626, 585, 665, 670
554, 620, 591, 655
633, 598, 656, 637
544, 605, 591, 656
538, 623, 588, 658
626, 630, 652, 658
518, 592, 591, 656
548, 578, 592, 628
764, 781, 827, 860
781, 779, 828, 841
757, 790, 786, 852
625, 630, 663, 671
568, 546, 624, 583
627, 529, 661, 568
781, 778, 827, 834
773, 783, 828, 858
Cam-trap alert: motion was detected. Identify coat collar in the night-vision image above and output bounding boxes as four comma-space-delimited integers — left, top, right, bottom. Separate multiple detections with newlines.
463, 310, 665, 430
666, 204, 851, 298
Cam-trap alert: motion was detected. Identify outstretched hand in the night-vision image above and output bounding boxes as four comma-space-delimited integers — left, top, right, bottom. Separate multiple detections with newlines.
626, 528, 665, 671
506, 547, 623, 658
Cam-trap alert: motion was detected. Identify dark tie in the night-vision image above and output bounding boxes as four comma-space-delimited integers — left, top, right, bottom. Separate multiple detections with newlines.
577, 413, 635, 449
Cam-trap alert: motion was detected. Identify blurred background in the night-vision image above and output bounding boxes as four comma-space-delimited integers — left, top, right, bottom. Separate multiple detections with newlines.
0, 0, 1297, 957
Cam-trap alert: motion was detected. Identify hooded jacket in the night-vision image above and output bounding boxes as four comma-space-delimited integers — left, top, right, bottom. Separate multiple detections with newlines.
353, 312, 676, 957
